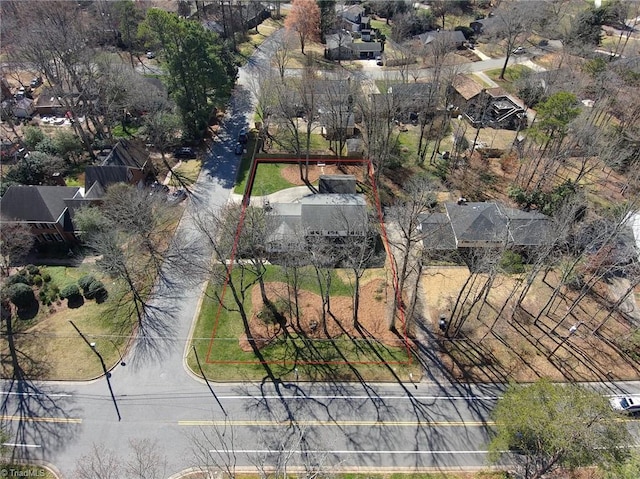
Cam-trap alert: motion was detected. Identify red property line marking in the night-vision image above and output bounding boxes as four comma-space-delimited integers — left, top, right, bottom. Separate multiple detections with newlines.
368, 162, 411, 363
205, 157, 411, 365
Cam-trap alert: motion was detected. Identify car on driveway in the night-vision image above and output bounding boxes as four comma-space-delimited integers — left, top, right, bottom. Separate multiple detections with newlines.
238, 129, 248, 144
173, 147, 196, 159
146, 51, 156, 59
609, 395, 640, 415
512, 46, 526, 55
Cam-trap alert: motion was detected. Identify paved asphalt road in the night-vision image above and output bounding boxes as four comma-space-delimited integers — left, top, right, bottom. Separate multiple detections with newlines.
2, 30, 640, 478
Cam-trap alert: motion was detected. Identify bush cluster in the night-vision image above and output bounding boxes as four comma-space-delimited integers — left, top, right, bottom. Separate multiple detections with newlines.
60, 283, 80, 299
6, 283, 36, 308
77, 275, 107, 301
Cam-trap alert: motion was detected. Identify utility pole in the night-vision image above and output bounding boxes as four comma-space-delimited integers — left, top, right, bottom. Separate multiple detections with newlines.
69, 320, 121, 421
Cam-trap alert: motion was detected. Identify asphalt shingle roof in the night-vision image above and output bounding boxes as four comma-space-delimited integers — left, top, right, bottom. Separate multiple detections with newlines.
0, 185, 79, 223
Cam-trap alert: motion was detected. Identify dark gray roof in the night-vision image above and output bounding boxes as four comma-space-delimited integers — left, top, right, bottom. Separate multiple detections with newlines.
301, 194, 367, 233
445, 202, 509, 244
0, 185, 80, 223
498, 205, 552, 246
102, 139, 148, 169
419, 213, 457, 250
350, 41, 382, 53
319, 175, 357, 194
85, 165, 131, 191
345, 138, 363, 155
420, 202, 554, 249
418, 30, 466, 46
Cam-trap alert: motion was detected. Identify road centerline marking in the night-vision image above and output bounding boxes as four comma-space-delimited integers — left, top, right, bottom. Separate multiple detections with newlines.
179, 419, 493, 427
0, 415, 82, 424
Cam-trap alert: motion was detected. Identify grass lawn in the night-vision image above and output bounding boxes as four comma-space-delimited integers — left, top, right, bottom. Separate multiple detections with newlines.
247, 163, 297, 196
188, 265, 419, 382
1, 266, 137, 380
171, 159, 201, 187
370, 19, 391, 38
238, 18, 284, 57
234, 131, 332, 195
111, 124, 139, 138
485, 64, 532, 84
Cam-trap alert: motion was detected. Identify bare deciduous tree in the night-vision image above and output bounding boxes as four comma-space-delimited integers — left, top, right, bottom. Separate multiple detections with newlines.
484, 2, 541, 80
75, 439, 168, 479
385, 175, 436, 331
0, 219, 34, 276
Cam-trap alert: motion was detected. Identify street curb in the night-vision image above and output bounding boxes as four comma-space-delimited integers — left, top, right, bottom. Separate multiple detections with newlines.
181, 277, 210, 384
168, 465, 509, 478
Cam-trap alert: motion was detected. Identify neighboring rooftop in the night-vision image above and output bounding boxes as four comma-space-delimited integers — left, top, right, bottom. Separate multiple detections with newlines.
452, 75, 484, 101
0, 185, 80, 223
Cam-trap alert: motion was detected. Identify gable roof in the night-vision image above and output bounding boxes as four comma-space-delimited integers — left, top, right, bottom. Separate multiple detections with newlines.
417, 30, 466, 47
419, 213, 457, 250
389, 82, 435, 98
338, 4, 365, 23
102, 139, 148, 169
349, 41, 382, 53
436, 202, 552, 247
85, 165, 131, 191
446, 202, 508, 244
452, 75, 484, 101
0, 185, 80, 223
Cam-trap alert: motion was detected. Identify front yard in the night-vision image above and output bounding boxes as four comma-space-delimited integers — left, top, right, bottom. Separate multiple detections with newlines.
1, 265, 135, 380
188, 265, 420, 382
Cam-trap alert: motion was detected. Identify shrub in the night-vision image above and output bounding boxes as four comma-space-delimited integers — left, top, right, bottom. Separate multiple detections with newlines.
25, 264, 40, 275
500, 251, 525, 274
60, 284, 80, 299
85, 280, 107, 300
454, 25, 474, 40
38, 283, 58, 305
78, 275, 97, 292
5, 274, 30, 286
23, 126, 46, 149
32, 275, 43, 286
7, 283, 36, 308
42, 272, 52, 283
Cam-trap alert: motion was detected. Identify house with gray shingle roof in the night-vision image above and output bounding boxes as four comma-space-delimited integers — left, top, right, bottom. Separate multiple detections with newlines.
265, 176, 368, 256
417, 30, 466, 50
0, 185, 82, 244
419, 201, 552, 250
85, 139, 154, 193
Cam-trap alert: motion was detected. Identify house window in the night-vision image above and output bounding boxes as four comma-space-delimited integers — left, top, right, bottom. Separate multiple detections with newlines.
42, 233, 54, 242
53, 233, 63, 242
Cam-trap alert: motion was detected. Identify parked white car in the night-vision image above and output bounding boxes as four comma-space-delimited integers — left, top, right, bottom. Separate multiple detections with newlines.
609, 395, 640, 415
